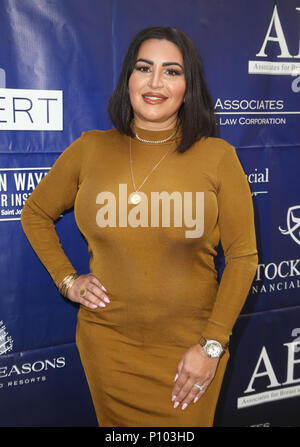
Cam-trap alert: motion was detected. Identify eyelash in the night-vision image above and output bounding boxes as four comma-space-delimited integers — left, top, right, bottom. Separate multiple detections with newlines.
134, 65, 182, 76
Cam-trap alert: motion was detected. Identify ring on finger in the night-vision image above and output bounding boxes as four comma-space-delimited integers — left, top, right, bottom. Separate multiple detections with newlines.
79, 288, 87, 297
194, 383, 204, 391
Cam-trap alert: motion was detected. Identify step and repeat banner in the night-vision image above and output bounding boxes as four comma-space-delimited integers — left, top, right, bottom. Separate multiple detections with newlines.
0, 0, 299, 427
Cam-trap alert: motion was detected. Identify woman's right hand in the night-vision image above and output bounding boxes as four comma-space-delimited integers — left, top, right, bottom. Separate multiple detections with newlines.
66, 273, 110, 309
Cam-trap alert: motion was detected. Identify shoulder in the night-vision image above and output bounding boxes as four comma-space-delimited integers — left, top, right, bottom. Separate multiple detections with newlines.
191, 136, 236, 165
199, 136, 235, 155
73, 128, 127, 161
81, 128, 122, 143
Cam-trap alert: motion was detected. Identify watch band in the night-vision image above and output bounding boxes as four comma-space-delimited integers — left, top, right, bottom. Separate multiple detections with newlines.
198, 335, 225, 350
198, 336, 207, 347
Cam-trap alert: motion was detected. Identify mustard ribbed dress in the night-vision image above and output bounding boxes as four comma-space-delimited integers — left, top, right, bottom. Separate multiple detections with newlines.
20, 124, 258, 427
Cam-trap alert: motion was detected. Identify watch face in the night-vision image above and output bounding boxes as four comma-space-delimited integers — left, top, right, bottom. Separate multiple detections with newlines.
205, 341, 223, 357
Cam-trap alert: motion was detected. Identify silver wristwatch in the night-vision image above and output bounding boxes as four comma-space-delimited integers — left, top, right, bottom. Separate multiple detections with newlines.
198, 336, 224, 358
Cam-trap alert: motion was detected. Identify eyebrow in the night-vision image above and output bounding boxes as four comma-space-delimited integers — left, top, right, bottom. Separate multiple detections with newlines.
135, 58, 184, 69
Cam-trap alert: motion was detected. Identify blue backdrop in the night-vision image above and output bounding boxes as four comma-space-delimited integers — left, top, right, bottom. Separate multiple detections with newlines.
1, 0, 299, 427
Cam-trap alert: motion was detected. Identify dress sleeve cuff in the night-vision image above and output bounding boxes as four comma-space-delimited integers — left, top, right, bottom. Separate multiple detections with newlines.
200, 322, 231, 349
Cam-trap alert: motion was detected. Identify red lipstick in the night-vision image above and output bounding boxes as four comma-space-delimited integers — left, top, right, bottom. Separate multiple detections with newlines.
142, 92, 168, 104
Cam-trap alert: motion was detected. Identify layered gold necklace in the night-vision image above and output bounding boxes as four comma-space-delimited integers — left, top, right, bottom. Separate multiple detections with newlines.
128, 125, 178, 205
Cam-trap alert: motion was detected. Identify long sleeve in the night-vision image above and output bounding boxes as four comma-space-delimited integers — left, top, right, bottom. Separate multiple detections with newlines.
201, 144, 258, 348
21, 132, 86, 287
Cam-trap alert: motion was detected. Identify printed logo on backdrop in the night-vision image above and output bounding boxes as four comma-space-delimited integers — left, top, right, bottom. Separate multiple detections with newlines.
249, 5, 300, 77
251, 257, 300, 297
251, 204, 300, 297
279, 205, 300, 245
245, 167, 269, 197
0, 167, 50, 221
237, 331, 300, 409
0, 321, 13, 355
0, 68, 63, 130
0, 320, 66, 390
215, 5, 300, 128
249, 202, 300, 297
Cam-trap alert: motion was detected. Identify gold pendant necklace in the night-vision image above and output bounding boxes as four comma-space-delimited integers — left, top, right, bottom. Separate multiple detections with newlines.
128, 127, 177, 205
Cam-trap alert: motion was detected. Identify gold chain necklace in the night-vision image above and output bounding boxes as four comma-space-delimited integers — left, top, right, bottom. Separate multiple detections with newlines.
128, 128, 177, 205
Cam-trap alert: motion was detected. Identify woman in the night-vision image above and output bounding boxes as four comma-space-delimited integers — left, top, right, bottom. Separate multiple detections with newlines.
21, 26, 258, 427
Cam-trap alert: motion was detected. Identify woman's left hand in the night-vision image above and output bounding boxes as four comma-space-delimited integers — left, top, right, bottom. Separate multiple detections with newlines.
171, 343, 220, 410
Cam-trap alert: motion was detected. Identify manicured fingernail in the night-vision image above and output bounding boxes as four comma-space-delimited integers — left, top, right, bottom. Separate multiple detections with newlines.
99, 302, 106, 307
193, 396, 199, 403
90, 304, 98, 309
103, 296, 110, 303
172, 395, 176, 402
101, 285, 107, 292
174, 373, 178, 382
181, 403, 188, 410
173, 401, 179, 408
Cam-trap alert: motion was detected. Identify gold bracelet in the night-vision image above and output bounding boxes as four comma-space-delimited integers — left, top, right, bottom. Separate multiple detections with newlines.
58, 273, 79, 297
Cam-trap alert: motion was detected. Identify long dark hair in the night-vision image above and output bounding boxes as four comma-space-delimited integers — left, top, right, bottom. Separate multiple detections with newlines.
108, 26, 217, 153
